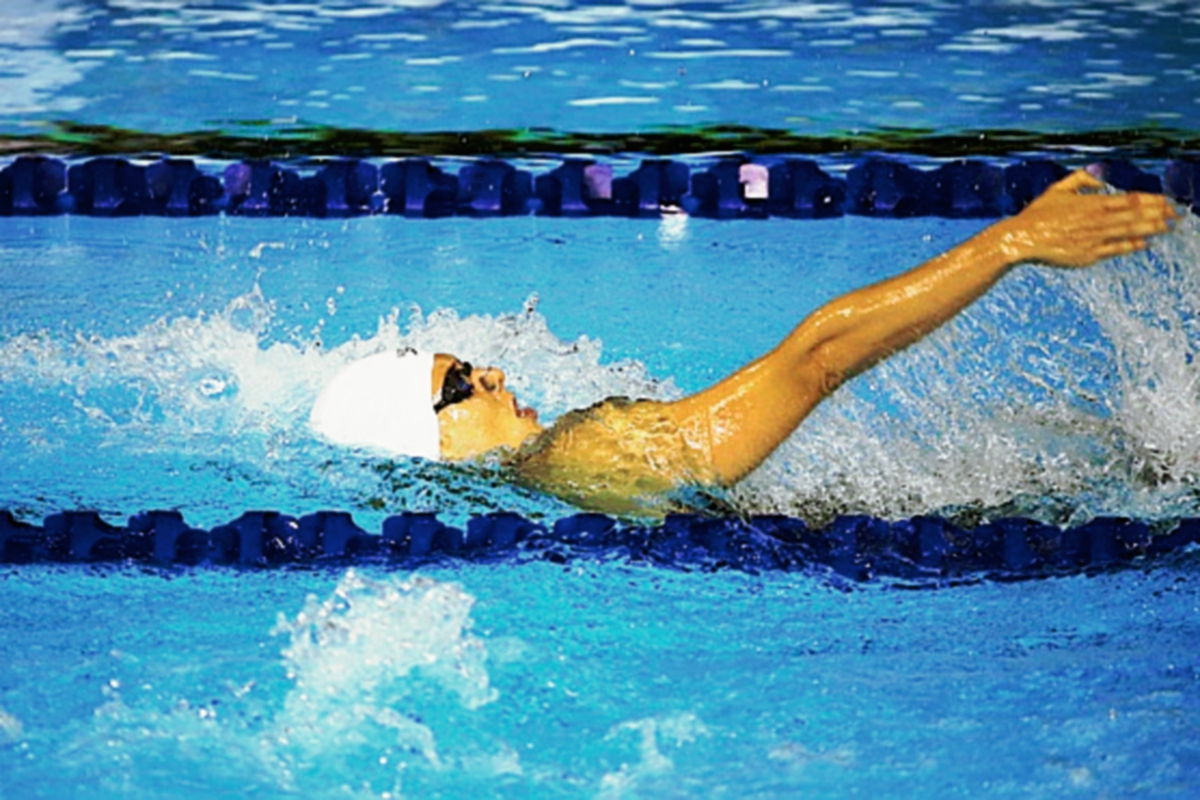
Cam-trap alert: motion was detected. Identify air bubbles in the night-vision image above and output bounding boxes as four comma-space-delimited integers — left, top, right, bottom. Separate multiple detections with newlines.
197, 376, 230, 398
248, 241, 285, 259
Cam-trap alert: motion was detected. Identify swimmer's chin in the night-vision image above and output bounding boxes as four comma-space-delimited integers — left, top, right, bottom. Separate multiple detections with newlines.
441, 431, 544, 467
513, 396, 538, 422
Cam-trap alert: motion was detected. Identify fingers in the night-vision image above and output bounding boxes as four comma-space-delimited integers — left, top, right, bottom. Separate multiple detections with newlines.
1093, 236, 1149, 261
1085, 219, 1168, 256
1050, 170, 1179, 228
1100, 189, 1174, 212
1034, 170, 1180, 225
1090, 195, 1175, 258
1087, 192, 1176, 236
1011, 168, 1181, 268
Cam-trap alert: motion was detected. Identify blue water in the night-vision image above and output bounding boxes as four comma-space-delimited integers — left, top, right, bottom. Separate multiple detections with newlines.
4, 0, 1200, 797
0, 211, 974, 526
4, 211, 1200, 526
2, 0, 1196, 136
3, 555, 1199, 797
2, 203, 1200, 796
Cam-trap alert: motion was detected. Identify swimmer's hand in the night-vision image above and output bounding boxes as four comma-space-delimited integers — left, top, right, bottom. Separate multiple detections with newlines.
661, 168, 1178, 485
995, 169, 1178, 268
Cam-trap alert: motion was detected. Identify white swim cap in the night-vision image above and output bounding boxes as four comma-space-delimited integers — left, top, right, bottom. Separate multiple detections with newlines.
310, 348, 441, 460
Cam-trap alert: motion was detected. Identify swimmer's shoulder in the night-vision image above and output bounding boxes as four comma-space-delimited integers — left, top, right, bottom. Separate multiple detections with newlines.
507, 396, 716, 515
516, 395, 670, 457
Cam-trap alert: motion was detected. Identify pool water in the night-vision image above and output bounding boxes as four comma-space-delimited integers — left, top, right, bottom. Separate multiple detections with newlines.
3, 0, 1200, 797
3, 0, 1196, 138
2, 196, 1200, 797
3, 553, 1199, 797
3, 211, 1200, 527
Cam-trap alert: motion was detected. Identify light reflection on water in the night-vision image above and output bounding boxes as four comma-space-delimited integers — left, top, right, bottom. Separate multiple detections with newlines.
0, 0, 1194, 134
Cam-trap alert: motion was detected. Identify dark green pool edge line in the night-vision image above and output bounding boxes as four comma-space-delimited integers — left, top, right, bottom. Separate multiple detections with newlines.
3, 123, 1199, 160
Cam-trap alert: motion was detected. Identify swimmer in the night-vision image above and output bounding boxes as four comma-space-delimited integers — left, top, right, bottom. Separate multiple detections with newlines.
312, 170, 1178, 516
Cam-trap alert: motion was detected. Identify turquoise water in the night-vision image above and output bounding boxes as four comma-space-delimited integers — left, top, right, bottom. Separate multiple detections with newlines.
3, 212, 980, 528
4, 212, 1200, 526
2, 205, 1200, 797
3, 555, 1198, 797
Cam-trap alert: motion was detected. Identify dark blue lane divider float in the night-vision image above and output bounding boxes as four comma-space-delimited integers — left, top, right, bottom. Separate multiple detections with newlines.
1, 509, 1196, 583
1, 155, 1198, 219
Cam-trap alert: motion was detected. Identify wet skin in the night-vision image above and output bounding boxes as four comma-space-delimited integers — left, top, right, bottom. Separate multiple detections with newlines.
426, 171, 1179, 509
432, 354, 544, 461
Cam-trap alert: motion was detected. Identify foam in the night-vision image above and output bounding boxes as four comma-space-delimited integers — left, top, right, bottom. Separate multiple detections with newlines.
271, 570, 495, 767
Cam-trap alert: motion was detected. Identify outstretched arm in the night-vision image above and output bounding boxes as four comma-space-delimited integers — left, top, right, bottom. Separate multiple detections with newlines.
667, 170, 1178, 485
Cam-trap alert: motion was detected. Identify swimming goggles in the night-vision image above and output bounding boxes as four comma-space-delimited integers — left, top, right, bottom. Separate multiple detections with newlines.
434, 360, 474, 413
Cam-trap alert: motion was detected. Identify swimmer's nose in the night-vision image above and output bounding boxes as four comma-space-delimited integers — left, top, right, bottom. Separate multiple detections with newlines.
478, 366, 505, 393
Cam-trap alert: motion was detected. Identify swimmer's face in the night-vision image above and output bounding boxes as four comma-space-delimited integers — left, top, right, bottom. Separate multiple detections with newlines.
431, 353, 544, 460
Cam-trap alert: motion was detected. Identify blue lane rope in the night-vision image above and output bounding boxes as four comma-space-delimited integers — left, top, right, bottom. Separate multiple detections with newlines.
1, 155, 1196, 219
1, 509, 1195, 582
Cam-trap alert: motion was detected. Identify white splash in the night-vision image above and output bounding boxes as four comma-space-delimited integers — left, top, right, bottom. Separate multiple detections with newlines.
733, 214, 1200, 524
0, 287, 674, 448
599, 711, 709, 797
1069, 216, 1200, 483
271, 570, 496, 765
3, 216, 1197, 524
0, 285, 318, 439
